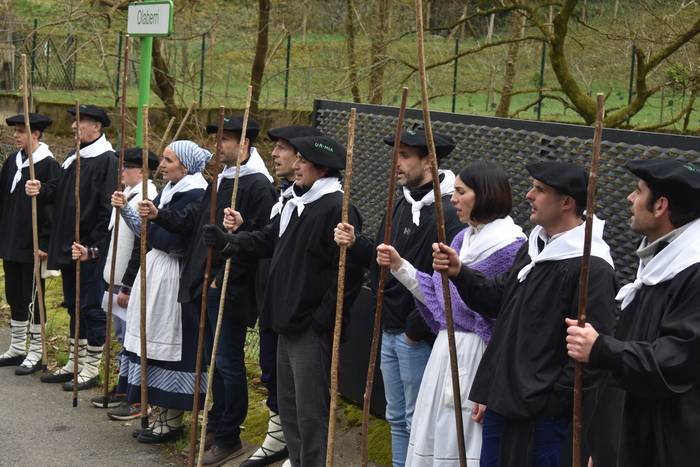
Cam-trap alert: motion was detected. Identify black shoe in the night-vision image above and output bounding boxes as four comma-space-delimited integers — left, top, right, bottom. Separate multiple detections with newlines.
91, 392, 126, 408
199, 442, 245, 466
240, 447, 289, 467
14, 362, 46, 376
40, 371, 73, 383
109, 402, 145, 421
0, 354, 26, 367
136, 427, 183, 444
62, 376, 99, 391
132, 427, 151, 438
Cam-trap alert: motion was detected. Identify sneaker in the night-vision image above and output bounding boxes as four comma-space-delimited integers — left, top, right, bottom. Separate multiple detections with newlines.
107, 402, 145, 421
91, 392, 126, 408
199, 442, 245, 466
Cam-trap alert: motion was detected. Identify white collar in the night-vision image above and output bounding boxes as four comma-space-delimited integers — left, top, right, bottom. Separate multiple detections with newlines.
278, 177, 342, 237
62, 134, 114, 169
401, 169, 456, 226
10, 142, 53, 193
217, 147, 273, 188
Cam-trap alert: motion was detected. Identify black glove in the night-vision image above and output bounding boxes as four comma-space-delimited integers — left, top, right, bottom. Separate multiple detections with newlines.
202, 224, 230, 251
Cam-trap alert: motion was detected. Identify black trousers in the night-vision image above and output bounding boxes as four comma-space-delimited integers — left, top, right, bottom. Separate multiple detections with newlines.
2, 260, 43, 324
60, 261, 106, 346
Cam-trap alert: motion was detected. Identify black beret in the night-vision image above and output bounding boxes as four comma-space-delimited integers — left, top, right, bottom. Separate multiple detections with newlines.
268, 125, 323, 142
206, 115, 260, 142
626, 159, 700, 199
383, 127, 456, 158
526, 160, 588, 207
67, 104, 111, 128
122, 147, 159, 171
5, 113, 52, 131
288, 135, 346, 170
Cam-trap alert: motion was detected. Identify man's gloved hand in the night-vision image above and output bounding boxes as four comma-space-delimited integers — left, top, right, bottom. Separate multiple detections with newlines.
203, 224, 231, 251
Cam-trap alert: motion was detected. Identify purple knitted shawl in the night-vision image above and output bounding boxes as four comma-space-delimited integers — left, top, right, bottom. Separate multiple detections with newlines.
415, 228, 524, 344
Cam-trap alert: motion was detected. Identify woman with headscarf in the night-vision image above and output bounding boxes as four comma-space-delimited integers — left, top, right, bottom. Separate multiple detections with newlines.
375, 161, 526, 466
110, 140, 210, 443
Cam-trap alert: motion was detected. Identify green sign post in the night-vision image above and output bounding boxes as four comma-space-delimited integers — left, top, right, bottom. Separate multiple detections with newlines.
127, 0, 174, 145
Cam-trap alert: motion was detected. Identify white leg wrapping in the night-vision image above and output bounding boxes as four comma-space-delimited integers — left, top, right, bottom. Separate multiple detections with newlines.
248, 410, 287, 459
55, 338, 86, 375
19, 324, 42, 368
76, 345, 102, 383
0, 320, 28, 359
150, 408, 183, 435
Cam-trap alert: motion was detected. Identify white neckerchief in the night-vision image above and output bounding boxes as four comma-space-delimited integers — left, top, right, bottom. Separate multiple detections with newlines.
108, 180, 158, 230
616, 218, 700, 310
217, 147, 273, 189
61, 134, 114, 169
402, 169, 456, 226
10, 142, 54, 193
270, 183, 294, 219
516, 216, 614, 282
278, 177, 342, 237
158, 172, 208, 209
460, 216, 526, 265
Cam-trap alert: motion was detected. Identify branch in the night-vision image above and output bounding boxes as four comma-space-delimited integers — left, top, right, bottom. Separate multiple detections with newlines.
643, 16, 700, 74
635, 87, 698, 131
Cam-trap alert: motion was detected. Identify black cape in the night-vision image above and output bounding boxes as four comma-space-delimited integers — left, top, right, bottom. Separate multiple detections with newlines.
587, 262, 700, 467
452, 241, 618, 467
0, 151, 61, 263
227, 189, 365, 337
45, 148, 118, 269
153, 173, 276, 327
349, 181, 461, 342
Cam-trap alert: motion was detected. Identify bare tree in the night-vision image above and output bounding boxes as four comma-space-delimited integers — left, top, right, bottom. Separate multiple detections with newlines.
151, 37, 177, 118
495, 9, 527, 117
250, 0, 271, 115
367, 0, 392, 104
345, 0, 361, 103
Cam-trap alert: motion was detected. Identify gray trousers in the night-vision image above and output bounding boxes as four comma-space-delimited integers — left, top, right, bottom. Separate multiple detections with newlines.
277, 327, 332, 467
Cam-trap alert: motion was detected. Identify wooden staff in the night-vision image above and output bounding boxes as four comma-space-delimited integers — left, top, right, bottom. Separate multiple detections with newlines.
154, 101, 196, 179
187, 105, 225, 467
20, 54, 48, 369
156, 116, 176, 156
139, 106, 150, 429
72, 101, 82, 408
326, 107, 356, 467
102, 34, 130, 407
414, 1, 466, 465
360, 87, 409, 466
196, 87, 253, 466
572, 92, 605, 467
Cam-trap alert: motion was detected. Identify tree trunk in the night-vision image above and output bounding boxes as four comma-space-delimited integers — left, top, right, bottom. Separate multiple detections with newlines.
151, 37, 177, 118
250, 0, 270, 115
495, 11, 526, 117
367, 0, 391, 104
345, 0, 361, 103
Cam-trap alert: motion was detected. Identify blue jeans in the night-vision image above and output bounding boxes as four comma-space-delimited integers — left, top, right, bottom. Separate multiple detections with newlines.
481, 409, 569, 467
205, 287, 248, 448
380, 331, 431, 467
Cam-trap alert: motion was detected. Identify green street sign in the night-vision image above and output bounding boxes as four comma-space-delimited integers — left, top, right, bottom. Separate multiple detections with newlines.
127, 1, 174, 37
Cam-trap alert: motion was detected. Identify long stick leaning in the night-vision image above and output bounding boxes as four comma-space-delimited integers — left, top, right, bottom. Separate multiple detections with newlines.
103, 34, 130, 407
360, 87, 409, 467
572, 92, 605, 467
20, 53, 48, 370
196, 88, 253, 466
326, 107, 356, 467
187, 105, 225, 467
154, 101, 196, 179
139, 106, 150, 430
414, 1, 466, 465
72, 101, 82, 408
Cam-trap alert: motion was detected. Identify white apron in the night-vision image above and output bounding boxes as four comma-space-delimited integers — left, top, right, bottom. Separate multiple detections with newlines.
406, 330, 485, 467
123, 249, 182, 362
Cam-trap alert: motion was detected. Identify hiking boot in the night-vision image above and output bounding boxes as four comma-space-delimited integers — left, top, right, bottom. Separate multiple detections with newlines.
199, 441, 245, 466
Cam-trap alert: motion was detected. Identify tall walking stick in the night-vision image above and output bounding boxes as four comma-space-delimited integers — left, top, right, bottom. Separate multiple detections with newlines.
196, 88, 253, 466
72, 101, 82, 408
187, 105, 225, 467
326, 107, 356, 467
20, 54, 47, 370
139, 106, 150, 430
414, 1, 466, 465
360, 87, 409, 466
103, 34, 130, 407
572, 93, 605, 467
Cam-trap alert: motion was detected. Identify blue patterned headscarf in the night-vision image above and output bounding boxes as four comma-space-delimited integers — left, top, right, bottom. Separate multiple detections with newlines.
168, 140, 212, 174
